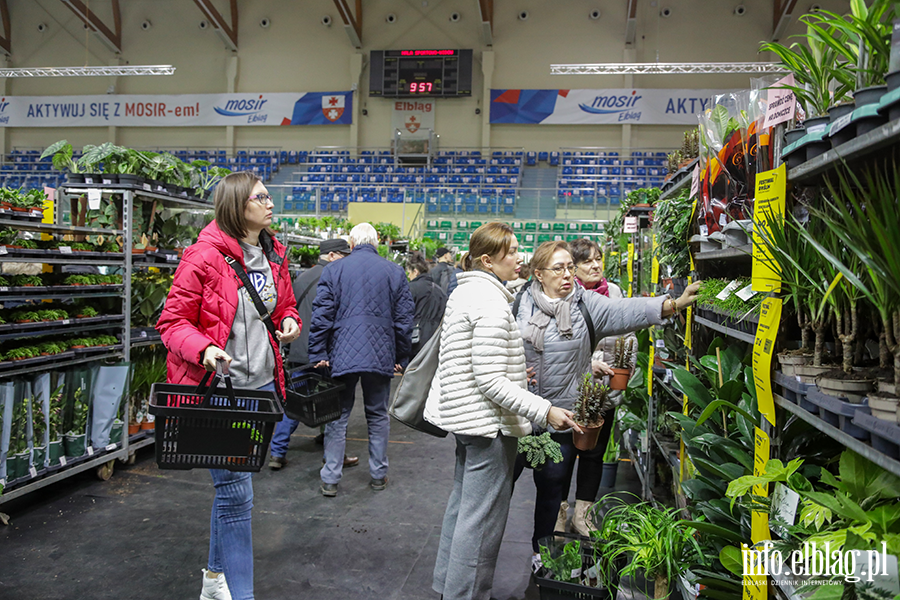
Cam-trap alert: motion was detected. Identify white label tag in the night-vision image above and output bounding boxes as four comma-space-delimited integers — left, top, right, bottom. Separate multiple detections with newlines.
142, 183, 151, 191
166, 254, 178, 262
105, 443, 116, 451
830, 112, 853, 135
86, 446, 94, 456
0, 478, 5, 487
736, 283, 758, 302
716, 280, 741, 301
690, 164, 701, 199
59, 246, 72, 254
59, 456, 67, 466
718, 212, 728, 228
656, 339, 665, 348
102, 177, 114, 185
699, 224, 709, 237
771, 483, 801, 537
140, 330, 148, 338
807, 123, 828, 135
87, 189, 102, 210
29, 466, 38, 478
0, 286, 7, 292
570, 568, 582, 580
62, 319, 70, 325
0, 246, 7, 255
84, 176, 94, 184
852, 554, 900, 595
664, 369, 674, 383
624, 216, 638, 233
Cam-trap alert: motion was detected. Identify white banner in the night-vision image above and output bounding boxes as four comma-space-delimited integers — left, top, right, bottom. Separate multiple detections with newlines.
390, 99, 435, 138
491, 88, 733, 125
0, 92, 353, 127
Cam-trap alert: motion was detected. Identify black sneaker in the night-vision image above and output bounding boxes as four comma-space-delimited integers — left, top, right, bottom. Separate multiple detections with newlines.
370, 477, 388, 491
320, 482, 338, 497
314, 432, 325, 445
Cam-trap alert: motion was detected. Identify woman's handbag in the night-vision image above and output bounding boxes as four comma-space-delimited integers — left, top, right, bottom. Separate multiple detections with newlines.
389, 321, 448, 438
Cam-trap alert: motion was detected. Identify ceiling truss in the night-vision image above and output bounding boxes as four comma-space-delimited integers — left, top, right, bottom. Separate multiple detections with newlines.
194, 0, 238, 52
60, 0, 121, 54
551, 62, 788, 75
333, 0, 362, 49
0, 65, 175, 77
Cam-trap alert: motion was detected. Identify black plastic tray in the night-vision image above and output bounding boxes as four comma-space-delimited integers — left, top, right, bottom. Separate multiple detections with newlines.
806, 387, 870, 440
852, 411, 900, 459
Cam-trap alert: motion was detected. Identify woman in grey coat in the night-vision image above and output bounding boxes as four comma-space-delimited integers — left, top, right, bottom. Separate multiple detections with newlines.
511, 240, 700, 571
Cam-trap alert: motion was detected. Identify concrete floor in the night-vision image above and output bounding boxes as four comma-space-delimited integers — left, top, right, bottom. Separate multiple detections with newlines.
0, 380, 644, 600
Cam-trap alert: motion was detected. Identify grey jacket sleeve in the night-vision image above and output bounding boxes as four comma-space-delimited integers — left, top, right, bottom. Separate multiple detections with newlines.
582, 293, 668, 340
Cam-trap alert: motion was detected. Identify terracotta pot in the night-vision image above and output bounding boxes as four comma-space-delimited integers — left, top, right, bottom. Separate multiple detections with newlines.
69, 345, 86, 349
609, 368, 631, 390
573, 423, 603, 451
132, 248, 146, 254
140, 420, 155, 430
10, 206, 28, 213
128, 424, 141, 435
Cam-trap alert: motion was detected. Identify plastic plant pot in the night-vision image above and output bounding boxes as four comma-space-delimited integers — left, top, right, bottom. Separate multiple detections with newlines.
64, 433, 87, 458
48, 439, 63, 465
609, 368, 631, 391
573, 424, 603, 451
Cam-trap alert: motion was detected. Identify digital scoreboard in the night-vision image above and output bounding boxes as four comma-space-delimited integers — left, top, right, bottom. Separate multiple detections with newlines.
369, 49, 473, 98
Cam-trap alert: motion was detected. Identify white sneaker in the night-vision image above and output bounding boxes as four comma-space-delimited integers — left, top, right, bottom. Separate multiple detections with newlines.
531, 553, 544, 574
200, 568, 233, 600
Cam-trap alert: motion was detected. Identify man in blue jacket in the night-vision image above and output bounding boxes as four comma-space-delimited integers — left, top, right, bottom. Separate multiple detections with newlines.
309, 222, 415, 497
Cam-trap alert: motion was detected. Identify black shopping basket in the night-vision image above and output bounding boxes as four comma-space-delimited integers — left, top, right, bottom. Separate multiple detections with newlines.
284, 365, 344, 427
149, 359, 283, 472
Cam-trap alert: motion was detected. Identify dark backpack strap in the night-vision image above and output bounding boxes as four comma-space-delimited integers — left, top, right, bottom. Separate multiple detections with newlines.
294, 275, 319, 308
578, 300, 597, 352
223, 254, 279, 341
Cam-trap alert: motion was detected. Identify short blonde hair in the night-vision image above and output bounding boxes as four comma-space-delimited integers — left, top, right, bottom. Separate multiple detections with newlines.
531, 241, 571, 272
349, 223, 379, 247
213, 171, 261, 240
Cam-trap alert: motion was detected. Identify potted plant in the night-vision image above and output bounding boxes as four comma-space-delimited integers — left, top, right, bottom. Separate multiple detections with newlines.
5, 347, 37, 361
12, 274, 43, 287
572, 374, 613, 451
29, 395, 47, 470
7, 399, 29, 480
610, 338, 635, 390
11, 310, 40, 324
63, 274, 92, 286
517, 431, 563, 469
599, 433, 620, 489
75, 305, 99, 318
64, 386, 89, 458
48, 384, 64, 466
67, 338, 90, 350
40, 140, 84, 183
593, 498, 701, 599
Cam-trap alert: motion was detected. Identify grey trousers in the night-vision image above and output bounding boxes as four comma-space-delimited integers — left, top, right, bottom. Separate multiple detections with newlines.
433, 432, 518, 600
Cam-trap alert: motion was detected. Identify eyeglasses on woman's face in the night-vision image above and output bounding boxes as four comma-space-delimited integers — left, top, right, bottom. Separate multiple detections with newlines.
248, 193, 273, 206
540, 264, 577, 276
577, 257, 602, 267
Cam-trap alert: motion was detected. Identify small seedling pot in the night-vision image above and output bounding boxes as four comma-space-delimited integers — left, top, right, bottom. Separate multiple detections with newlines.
573, 423, 603, 451
609, 368, 631, 391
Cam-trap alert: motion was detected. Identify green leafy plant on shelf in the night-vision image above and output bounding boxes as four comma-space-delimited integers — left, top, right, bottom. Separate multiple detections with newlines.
10, 310, 41, 323
538, 538, 583, 584
66, 387, 88, 437
5, 346, 39, 360
131, 271, 174, 327
652, 187, 693, 278
9, 399, 27, 455
592, 497, 702, 599
517, 432, 564, 469
48, 385, 64, 442
75, 306, 99, 318
40, 140, 82, 173
37, 341, 66, 355
11, 274, 43, 287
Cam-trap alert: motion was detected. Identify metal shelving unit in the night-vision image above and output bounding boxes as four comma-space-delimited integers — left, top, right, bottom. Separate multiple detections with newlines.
788, 116, 900, 182
658, 157, 697, 202
774, 393, 900, 479
693, 315, 757, 344
691, 245, 752, 262
0, 185, 212, 503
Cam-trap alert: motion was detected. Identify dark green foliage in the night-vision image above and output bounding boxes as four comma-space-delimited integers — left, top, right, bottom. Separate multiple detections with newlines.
517, 432, 564, 469
574, 373, 612, 426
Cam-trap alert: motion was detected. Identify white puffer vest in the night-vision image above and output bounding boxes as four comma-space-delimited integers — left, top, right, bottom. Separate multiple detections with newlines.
424, 270, 551, 438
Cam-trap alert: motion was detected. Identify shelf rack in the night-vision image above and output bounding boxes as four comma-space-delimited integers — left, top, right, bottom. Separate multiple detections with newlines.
0, 184, 212, 503
658, 157, 697, 202
774, 393, 900, 479
692, 245, 752, 262
693, 315, 757, 344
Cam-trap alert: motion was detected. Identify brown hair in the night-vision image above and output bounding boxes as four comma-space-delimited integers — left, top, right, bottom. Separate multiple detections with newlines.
569, 238, 601, 265
214, 171, 262, 240
531, 241, 571, 272
406, 251, 430, 276
463, 222, 515, 271
518, 262, 532, 281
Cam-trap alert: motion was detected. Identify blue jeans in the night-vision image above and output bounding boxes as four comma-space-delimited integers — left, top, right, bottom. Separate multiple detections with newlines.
513, 433, 579, 553
320, 372, 391, 484
207, 380, 275, 600
269, 416, 300, 458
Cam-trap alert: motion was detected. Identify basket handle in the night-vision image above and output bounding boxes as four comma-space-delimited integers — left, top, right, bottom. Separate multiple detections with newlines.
198, 357, 238, 410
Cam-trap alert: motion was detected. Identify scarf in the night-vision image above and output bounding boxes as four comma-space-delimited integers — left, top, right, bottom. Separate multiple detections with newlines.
525, 283, 576, 353
577, 276, 610, 297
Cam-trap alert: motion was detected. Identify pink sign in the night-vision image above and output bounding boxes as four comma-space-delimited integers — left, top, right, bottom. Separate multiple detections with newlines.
763, 74, 796, 129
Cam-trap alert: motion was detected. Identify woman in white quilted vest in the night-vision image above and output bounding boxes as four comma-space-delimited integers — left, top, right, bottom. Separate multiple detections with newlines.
511, 240, 700, 573
425, 222, 580, 600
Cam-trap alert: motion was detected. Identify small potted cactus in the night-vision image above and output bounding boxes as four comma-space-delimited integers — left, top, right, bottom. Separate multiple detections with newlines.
610, 337, 635, 390
572, 373, 613, 451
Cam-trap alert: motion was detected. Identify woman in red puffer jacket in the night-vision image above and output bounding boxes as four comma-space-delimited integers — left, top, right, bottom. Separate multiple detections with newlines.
157, 171, 299, 600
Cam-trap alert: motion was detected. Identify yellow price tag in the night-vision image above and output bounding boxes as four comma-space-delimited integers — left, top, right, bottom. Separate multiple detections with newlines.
742, 427, 771, 600
626, 242, 635, 299
753, 297, 782, 426
647, 329, 655, 395
650, 234, 659, 292
752, 164, 786, 293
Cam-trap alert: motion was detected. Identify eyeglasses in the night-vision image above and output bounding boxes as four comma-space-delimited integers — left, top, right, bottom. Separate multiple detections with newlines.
539, 264, 577, 276
248, 193, 273, 206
